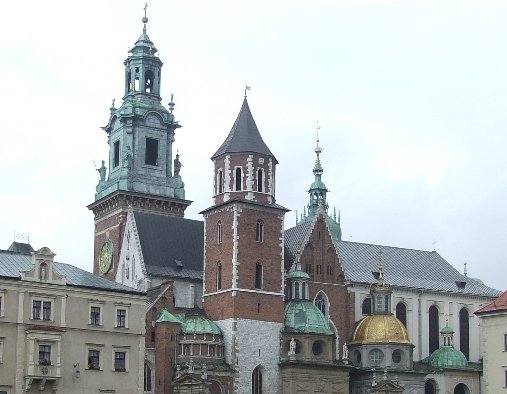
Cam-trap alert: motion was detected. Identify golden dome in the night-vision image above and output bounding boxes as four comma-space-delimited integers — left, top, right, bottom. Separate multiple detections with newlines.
350, 315, 411, 345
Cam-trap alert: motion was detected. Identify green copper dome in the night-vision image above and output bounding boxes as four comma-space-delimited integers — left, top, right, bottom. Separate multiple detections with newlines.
181, 314, 222, 335
310, 178, 327, 191
284, 300, 332, 335
428, 347, 468, 368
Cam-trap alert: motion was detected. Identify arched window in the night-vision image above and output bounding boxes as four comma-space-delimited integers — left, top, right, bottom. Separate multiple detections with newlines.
252, 365, 263, 394
235, 168, 242, 191
396, 302, 407, 328
459, 308, 470, 360
429, 305, 440, 354
256, 220, 264, 243
424, 380, 436, 394
255, 261, 263, 289
315, 292, 328, 317
362, 297, 372, 315
144, 362, 152, 391
144, 70, 154, 93
216, 262, 222, 291
217, 170, 223, 194
257, 169, 263, 192
217, 221, 222, 244
453, 383, 469, 394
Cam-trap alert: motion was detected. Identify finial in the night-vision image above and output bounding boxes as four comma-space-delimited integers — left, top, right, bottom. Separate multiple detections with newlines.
142, 3, 149, 33
333, 207, 337, 221
463, 262, 467, 276
111, 98, 115, 108
377, 250, 384, 284
315, 121, 321, 152
296, 210, 299, 225
313, 122, 324, 176
244, 85, 251, 98
168, 93, 175, 113
338, 210, 341, 225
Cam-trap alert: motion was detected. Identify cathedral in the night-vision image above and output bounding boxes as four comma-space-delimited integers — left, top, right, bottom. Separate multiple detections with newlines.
88, 12, 499, 394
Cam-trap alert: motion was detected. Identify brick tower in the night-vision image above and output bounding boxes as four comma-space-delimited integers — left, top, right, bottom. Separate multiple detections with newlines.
88, 12, 190, 280
201, 97, 288, 393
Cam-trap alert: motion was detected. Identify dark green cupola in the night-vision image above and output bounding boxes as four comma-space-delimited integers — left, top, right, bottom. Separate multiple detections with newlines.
95, 9, 186, 202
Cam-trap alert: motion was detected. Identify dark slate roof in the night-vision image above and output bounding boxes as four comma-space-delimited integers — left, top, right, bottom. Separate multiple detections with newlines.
211, 98, 275, 160
284, 221, 500, 298
7, 241, 34, 254
134, 212, 204, 279
0, 250, 144, 294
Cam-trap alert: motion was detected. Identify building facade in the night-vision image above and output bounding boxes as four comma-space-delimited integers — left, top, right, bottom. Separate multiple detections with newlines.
0, 244, 146, 394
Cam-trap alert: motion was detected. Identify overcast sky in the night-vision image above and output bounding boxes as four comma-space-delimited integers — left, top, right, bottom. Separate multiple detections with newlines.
1, 1, 506, 291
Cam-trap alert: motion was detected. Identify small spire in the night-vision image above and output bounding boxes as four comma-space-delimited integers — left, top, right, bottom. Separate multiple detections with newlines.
463, 262, 468, 276
333, 207, 337, 221
338, 210, 341, 225
313, 121, 323, 176
378, 250, 384, 285
296, 210, 299, 225
142, 3, 149, 34
244, 85, 251, 98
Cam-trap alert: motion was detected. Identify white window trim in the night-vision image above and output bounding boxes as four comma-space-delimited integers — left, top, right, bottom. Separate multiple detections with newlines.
88, 303, 104, 327
37, 342, 52, 366
0, 290, 5, 317
30, 296, 54, 322
86, 343, 104, 371
112, 346, 130, 372
115, 306, 129, 329
0, 338, 4, 364
234, 166, 243, 191
256, 167, 265, 193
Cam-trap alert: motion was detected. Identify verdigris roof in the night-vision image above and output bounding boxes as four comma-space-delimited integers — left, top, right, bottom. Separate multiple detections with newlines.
211, 98, 275, 160
0, 250, 144, 294
284, 221, 500, 298
428, 347, 468, 368
181, 313, 222, 335
284, 300, 333, 335
134, 212, 203, 279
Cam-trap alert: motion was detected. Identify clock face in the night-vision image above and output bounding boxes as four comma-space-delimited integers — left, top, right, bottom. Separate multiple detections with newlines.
99, 240, 114, 274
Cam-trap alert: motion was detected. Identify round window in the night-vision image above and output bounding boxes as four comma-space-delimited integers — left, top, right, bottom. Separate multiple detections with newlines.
369, 349, 384, 365
312, 341, 323, 356
392, 349, 402, 364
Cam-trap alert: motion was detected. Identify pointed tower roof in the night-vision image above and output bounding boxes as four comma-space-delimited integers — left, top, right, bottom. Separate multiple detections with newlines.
211, 98, 275, 160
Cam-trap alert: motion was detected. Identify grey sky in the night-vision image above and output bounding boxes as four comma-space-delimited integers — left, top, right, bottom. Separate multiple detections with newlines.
1, 1, 506, 291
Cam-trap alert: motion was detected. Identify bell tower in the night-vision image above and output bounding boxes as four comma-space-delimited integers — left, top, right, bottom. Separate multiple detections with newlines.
88, 8, 190, 279
201, 97, 287, 393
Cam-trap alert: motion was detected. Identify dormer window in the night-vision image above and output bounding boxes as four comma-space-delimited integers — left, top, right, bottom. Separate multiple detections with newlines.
175, 260, 183, 270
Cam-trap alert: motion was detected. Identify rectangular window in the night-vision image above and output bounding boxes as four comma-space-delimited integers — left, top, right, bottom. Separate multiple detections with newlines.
33, 300, 41, 320
39, 344, 51, 365
114, 351, 126, 371
88, 349, 100, 370
113, 141, 120, 168
0, 295, 3, 317
42, 302, 51, 321
145, 137, 159, 166
504, 334, 507, 351
116, 309, 126, 328
90, 306, 101, 326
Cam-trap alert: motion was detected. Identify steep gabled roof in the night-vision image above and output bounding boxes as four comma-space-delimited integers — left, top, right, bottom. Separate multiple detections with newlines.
211, 98, 275, 160
134, 212, 204, 279
284, 218, 500, 298
475, 290, 507, 315
0, 250, 144, 294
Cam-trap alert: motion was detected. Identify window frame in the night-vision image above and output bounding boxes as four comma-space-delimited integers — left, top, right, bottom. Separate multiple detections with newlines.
88, 303, 104, 327
38, 344, 52, 366
0, 338, 3, 364
113, 140, 120, 168
31, 297, 53, 322
217, 221, 222, 244
144, 137, 159, 166
257, 168, 264, 192
115, 307, 128, 329
256, 220, 264, 243
217, 169, 224, 194
87, 347, 102, 370
113, 350, 127, 372
216, 262, 222, 291
255, 261, 263, 290
0, 290, 4, 317
234, 167, 242, 191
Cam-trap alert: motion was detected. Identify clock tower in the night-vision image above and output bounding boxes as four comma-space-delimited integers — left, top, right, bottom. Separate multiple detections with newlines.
88, 12, 190, 279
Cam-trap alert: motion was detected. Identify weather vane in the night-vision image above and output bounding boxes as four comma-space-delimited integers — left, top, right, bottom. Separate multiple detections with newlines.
244, 85, 251, 98
142, 2, 149, 30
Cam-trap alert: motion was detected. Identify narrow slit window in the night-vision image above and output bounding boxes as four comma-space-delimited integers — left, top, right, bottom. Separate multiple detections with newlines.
255, 261, 263, 289
216, 262, 222, 291
217, 170, 223, 194
113, 141, 120, 168
217, 221, 222, 244
256, 220, 264, 243
145, 137, 159, 166
235, 168, 242, 191
257, 169, 263, 192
